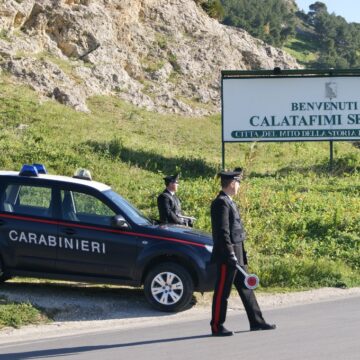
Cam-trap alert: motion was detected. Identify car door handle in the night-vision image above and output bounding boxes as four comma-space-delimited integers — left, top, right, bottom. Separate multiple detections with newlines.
61, 227, 77, 235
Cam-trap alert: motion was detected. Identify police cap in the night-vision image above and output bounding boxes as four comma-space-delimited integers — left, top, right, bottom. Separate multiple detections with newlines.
163, 173, 179, 185
218, 168, 243, 181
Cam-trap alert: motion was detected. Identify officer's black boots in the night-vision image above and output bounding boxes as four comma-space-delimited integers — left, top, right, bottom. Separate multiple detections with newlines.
211, 325, 234, 337
250, 323, 276, 331
211, 323, 276, 336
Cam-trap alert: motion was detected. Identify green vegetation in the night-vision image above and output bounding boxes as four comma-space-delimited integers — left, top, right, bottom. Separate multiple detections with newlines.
141, 57, 165, 74
1, 73, 359, 284
195, 0, 224, 20
196, 0, 360, 69
35, 51, 86, 84
155, 34, 168, 50
283, 33, 318, 67
0, 29, 10, 42
197, 0, 296, 47
0, 297, 47, 329
297, 2, 360, 68
0, 74, 360, 326
220, 0, 296, 47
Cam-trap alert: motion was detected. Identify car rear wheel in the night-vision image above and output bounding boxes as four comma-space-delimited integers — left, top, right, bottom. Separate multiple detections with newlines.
144, 262, 194, 312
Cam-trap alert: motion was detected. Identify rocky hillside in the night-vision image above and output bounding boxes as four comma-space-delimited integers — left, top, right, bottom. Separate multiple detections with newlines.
0, 0, 299, 115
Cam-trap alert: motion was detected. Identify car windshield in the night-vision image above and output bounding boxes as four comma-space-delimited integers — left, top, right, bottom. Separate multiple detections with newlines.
103, 190, 152, 226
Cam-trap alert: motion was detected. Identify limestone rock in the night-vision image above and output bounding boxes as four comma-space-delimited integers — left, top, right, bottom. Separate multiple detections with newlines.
0, 0, 300, 114
2, 57, 89, 111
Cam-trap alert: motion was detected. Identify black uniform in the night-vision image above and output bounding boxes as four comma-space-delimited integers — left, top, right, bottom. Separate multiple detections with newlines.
210, 191, 267, 332
157, 189, 186, 225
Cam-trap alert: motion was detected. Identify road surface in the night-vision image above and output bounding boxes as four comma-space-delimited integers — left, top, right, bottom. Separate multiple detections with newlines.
0, 296, 359, 360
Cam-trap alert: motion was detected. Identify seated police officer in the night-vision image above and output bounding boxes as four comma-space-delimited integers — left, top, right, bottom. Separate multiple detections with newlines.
157, 174, 194, 227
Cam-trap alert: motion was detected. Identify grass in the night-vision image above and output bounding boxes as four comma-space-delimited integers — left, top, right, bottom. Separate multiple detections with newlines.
177, 95, 216, 112
0, 297, 47, 329
0, 73, 360, 327
283, 31, 320, 67
0, 30, 10, 42
283, 38, 318, 66
141, 55, 165, 73
34, 51, 86, 84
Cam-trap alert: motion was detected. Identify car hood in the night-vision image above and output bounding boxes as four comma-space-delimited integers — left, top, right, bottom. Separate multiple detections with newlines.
142, 224, 213, 246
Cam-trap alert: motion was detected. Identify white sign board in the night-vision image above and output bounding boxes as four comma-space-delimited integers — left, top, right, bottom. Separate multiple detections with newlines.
223, 76, 360, 142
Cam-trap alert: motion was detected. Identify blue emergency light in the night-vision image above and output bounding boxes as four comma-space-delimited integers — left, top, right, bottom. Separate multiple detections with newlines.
32, 163, 47, 174
19, 164, 39, 177
19, 163, 47, 177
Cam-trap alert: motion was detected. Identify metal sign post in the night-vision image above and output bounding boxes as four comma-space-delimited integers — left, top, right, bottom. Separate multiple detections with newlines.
329, 140, 334, 170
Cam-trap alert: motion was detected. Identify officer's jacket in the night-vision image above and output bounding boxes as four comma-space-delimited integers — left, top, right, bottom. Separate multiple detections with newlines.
157, 189, 184, 225
210, 191, 247, 265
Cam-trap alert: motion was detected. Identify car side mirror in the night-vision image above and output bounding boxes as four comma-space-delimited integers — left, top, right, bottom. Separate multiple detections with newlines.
112, 215, 129, 229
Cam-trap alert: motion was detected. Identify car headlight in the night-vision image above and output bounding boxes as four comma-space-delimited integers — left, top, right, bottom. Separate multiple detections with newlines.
205, 245, 213, 253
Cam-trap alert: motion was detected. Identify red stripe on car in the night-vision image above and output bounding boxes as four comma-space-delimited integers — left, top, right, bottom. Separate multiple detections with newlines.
0, 213, 205, 248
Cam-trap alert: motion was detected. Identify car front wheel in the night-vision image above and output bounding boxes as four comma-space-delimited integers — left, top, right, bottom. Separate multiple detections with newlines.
144, 262, 194, 312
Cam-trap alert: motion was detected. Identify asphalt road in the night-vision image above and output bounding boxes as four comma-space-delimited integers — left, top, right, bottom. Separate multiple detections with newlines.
0, 296, 359, 360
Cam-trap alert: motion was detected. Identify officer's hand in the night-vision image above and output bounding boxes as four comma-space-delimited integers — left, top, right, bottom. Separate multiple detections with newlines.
228, 252, 238, 267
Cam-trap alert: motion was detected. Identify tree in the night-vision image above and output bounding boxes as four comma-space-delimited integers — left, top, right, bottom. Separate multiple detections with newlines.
309, 8, 360, 69
220, 0, 296, 47
309, 2, 327, 14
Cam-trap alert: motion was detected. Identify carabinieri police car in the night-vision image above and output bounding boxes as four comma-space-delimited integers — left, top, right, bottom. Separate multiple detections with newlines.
0, 164, 215, 312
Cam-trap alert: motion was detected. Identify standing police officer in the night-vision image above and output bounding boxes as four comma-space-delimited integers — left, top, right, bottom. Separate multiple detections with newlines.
157, 174, 194, 226
210, 169, 276, 336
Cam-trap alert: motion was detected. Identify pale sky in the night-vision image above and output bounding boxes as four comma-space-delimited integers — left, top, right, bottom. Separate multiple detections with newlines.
295, 0, 360, 23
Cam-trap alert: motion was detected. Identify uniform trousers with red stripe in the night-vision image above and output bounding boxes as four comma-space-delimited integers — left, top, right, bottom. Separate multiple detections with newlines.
210, 263, 265, 332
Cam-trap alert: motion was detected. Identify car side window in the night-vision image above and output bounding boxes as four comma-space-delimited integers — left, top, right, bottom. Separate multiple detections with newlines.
0, 184, 14, 212
61, 190, 115, 226
0, 183, 53, 218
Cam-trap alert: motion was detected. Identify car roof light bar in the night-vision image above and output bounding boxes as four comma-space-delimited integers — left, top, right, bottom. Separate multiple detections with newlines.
19, 164, 39, 177
32, 163, 47, 174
